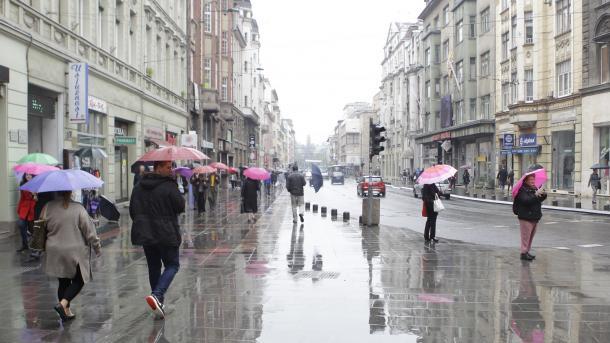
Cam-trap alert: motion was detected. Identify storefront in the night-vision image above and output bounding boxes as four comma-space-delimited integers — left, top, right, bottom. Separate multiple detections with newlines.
596, 126, 610, 195
74, 97, 107, 192
551, 130, 575, 191
114, 120, 134, 202
28, 84, 60, 158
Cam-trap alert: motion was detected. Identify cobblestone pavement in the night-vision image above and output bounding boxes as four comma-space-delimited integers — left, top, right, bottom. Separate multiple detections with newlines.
1, 186, 610, 342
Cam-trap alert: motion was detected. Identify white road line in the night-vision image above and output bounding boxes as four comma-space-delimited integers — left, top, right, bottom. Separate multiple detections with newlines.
577, 244, 604, 248
554, 247, 571, 250
493, 225, 509, 228
545, 222, 558, 224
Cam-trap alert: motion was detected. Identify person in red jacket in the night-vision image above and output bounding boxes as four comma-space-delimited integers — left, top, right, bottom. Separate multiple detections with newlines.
16, 174, 36, 252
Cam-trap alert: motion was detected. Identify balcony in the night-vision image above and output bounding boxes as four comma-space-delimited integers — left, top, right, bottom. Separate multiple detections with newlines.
261, 124, 270, 133
241, 107, 260, 125
201, 89, 220, 112
220, 102, 234, 122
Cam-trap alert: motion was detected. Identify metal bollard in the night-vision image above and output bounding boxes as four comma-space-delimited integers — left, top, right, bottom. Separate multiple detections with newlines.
321, 206, 327, 216
305, 202, 311, 211
552, 200, 558, 206
313, 204, 318, 213
343, 212, 350, 221
331, 209, 338, 217
575, 202, 581, 209
481, 194, 486, 199
473, 194, 478, 198
491, 195, 496, 200
604, 205, 610, 211
503, 196, 508, 201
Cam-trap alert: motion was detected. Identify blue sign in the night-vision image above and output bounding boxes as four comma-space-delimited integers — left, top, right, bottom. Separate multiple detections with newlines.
512, 147, 538, 154
519, 134, 537, 147
503, 134, 515, 148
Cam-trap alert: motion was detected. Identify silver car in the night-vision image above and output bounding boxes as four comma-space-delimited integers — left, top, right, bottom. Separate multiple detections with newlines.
413, 179, 452, 200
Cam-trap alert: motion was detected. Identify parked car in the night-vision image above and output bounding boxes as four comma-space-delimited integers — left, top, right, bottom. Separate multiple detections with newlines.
305, 170, 312, 179
331, 171, 344, 185
413, 179, 451, 199
357, 176, 386, 197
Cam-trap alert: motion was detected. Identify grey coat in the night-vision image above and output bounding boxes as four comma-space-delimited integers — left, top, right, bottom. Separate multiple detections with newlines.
43, 200, 101, 283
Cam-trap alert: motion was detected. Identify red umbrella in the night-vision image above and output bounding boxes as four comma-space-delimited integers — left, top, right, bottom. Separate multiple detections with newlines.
228, 167, 239, 174
137, 147, 209, 162
193, 166, 216, 174
210, 162, 229, 170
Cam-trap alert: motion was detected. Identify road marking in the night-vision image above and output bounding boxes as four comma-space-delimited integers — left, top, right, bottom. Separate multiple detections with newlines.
493, 225, 509, 228
545, 222, 558, 225
461, 227, 475, 230
577, 244, 604, 248
554, 247, 571, 250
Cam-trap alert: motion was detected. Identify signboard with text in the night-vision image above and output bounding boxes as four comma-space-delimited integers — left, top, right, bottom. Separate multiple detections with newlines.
503, 133, 515, 148
519, 134, 537, 147
68, 63, 88, 124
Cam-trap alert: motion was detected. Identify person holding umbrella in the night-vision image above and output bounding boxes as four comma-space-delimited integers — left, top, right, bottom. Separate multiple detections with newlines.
241, 176, 260, 223
417, 164, 457, 243
512, 169, 547, 261
588, 169, 602, 204
15, 174, 36, 253
191, 173, 208, 215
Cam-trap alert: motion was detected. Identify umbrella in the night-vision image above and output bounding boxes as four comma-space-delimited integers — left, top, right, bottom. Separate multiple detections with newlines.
527, 163, 544, 172
18, 153, 59, 165
75, 147, 108, 159
137, 146, 209, 162
210, 162, 229, 170
459, 165, 472, 169
591, 163, 610, 169
193, 166, 216, 174
13, 163, 60, 175
417, 164, 458, 184
21, 169, 104, 193
228, 167, 239, 174
311, 164, 323, 193
512, 168, 547, 198
99, 195, 120, 221
131, 161, 153, 174
173, 167, 193, 179
243, 167, 270, 181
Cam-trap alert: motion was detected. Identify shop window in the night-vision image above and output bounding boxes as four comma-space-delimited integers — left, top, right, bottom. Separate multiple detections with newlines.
552, 130, 575, 190
601, 44, 610, 84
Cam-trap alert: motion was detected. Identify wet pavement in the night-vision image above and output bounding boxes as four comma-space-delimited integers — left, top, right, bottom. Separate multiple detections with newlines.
2, 186, 610, 342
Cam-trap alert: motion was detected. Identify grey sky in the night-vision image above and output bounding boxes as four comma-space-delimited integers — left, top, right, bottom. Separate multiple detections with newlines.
254, 0, 425, 145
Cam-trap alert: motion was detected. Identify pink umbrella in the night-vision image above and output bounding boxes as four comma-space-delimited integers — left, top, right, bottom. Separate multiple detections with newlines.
243, 167, 270, 181
137, 147, 209, 162
228, 167, 239, 174
210, 162, 229, 170
193, 166, 216, 174
13, 163, 60, 175
417, 164, 458, 184
512, 168, 547, 198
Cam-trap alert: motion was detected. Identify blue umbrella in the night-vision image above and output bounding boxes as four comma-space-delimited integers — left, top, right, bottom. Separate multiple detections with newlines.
20, 169, 104, 193
311, 164, 323, 193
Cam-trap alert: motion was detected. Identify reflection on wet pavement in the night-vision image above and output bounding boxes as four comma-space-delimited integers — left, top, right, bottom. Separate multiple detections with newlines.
1, 187, 609, 342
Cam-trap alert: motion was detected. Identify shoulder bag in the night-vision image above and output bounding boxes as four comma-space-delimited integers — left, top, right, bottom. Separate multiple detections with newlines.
433, 194, 445, 213
30, 206, 48, 251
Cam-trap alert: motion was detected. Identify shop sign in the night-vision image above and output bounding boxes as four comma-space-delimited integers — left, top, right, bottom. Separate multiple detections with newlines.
88, 96, 107, 114
181, 133, 197, 148
503, 134, 515, 148
115, 136, 136, 145
68, 63, 89, 124
28, 93, 55, 117
519, 134, 537, 147
114, 127, 127, 136
201, 139, 214, 149
500, 149, 512, 155
144, 126, 164, 140
432, 131, 451, 141
249, 135, 256, 148
512, 147, 538, 154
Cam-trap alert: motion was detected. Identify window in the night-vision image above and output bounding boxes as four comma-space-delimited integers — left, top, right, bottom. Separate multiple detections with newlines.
434, 16, 439, 29
456, 20, 464, 43
469, 16, 476, 38
556, 60, 571, 97
434, 44, 440, 63
502, 32, 509, 60
469, 98, 476, 120
435, 79, 440, 96
502, 0, 509, 10
203, 3, 212, 33
244, 61, 248, 72
443, 75, 449, 94
443, 40, 449, 60
556, 0, 571, 34
221, 31, 228, 55
203, 59, 211, 88
469, 57, 476, 80
480, 51, 490, 76
456, 61, 463, 83
525, 11, 533, 43
425, 48, 431, 66
511, 16, 517, 47
443, 6, 449, 25
601, 44, 610, 84
525, 69, 534, 101
425, 81, 430, 98
481, 8, 490, 33
221, 77, 228, 101
510, 72, 518, 104
502, 83, 509, 110
481, 95, 490, 118
455, 100, 464, 123
244, 95, 248, 107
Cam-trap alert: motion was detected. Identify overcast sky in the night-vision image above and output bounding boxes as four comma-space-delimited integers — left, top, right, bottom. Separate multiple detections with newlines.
254, 0, 425, 145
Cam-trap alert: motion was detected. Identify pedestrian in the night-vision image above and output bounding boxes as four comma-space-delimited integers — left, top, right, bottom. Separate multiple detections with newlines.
241, 176, 260, 223
463, 169, 471, 189
512, 174, 547, 261
507, 169, 515, 193
191, 173, 208, 215
497, 166, 508, 190
264, 175, 272, 196
588, 169, 602, 204
16, 174, 36, 253
43, 191, 101, 321
134, 165, 146, 187
130, 160, 185, 319
286, 164, 306, 223
208, 172, 218, 209
422, 183, 443, 243
230, 173, 237, 189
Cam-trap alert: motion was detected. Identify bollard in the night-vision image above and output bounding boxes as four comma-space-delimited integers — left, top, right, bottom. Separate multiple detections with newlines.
331, 209, 338, 217
305, 202, 311, 211
503, 196, 508, 201
491, 195, 496, 200
313, 204, 318, 213
481, 194, 486, 199
604, 205, 610, 211
321, 206, 327, 216
552, 200, 558, 206
343, 212, 350, 222
473, 193, 478, 198
575, 202, 581, 209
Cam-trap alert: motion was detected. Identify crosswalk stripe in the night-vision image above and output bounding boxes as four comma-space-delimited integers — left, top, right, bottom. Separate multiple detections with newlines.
577, 244, 604, 248
554, 247, 571, 250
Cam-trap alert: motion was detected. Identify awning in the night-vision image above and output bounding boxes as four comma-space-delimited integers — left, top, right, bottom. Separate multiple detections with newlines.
146, 138, 174, 147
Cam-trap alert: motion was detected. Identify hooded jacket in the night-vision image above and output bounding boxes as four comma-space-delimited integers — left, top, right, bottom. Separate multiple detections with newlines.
513, 185, 547, 221
130, 173, 185, 247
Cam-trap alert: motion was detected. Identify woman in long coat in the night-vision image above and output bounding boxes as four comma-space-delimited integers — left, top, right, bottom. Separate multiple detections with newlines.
422, 183, 443, 243
43, 191, 101, 321
241, 177, 260, 223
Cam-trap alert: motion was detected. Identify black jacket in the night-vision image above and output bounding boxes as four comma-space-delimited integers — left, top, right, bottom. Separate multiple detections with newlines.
286, 172, 306, 196
422, 184, 442, 202
130, 173, 185, 247
513, 186, 546, 221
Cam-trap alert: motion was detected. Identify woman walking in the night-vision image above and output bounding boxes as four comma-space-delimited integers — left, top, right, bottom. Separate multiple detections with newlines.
43, 191, 101, 321
241, 177, 260, 223
513, 174, 547, 261
191, 174, 208, 215
16, 174, 36, 252
422, 183, 443, 243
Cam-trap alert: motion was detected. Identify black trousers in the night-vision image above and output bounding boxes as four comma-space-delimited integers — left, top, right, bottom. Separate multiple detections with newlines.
196, 191, 206, 213
424, 201, 438, 240
58, 265, 84, 304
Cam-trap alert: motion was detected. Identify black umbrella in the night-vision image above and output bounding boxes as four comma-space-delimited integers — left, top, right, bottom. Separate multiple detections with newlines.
130, 161, 153, 174
591, 163, 610, 169
527, 163, 544, 172
311, 164, 323, 193
99, 195, 120, 221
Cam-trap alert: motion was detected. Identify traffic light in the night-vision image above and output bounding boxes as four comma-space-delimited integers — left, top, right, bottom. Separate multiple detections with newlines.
369, 120, 386, 160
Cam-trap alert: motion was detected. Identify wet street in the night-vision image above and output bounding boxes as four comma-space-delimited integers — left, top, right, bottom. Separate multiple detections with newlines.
2, 184, 610, 342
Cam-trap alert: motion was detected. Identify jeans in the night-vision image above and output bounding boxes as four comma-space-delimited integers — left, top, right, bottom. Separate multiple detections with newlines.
424, 201, 438, 240
290, 195, 305, 220
143, 245, 180, 304
196, 191, 206, 213
17, 219, 29, 248
58, 265, 84, 304
592, 186, 599, 203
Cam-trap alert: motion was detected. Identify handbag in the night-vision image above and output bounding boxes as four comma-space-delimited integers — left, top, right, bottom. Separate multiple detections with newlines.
433, 194, 445, 213
30, 205, 48, 251
421, 201, 428, 217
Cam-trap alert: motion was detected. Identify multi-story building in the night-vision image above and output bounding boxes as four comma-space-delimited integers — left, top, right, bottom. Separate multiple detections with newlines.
416, 0, 497, 187
495, 0, 583, 192
0, 0, 188, 225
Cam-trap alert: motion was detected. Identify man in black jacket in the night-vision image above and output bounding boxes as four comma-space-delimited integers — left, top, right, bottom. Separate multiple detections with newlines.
286, 165, 306, 223
130, 160, 185, 319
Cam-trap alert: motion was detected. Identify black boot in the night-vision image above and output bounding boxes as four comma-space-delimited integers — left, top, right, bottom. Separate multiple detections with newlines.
16, 245, 28, 253
520, 253, 534, 261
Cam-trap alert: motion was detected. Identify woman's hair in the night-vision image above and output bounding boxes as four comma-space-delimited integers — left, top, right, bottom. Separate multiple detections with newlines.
59, 191, 72, 209
19, 174, 30, 186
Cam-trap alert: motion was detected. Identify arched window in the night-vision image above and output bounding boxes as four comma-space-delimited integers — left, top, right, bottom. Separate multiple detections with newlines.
595, 15, 610, 84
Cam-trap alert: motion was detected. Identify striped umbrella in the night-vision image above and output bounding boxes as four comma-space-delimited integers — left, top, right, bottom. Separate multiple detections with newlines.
193, 166, 217, 174
416, 164, 458, 185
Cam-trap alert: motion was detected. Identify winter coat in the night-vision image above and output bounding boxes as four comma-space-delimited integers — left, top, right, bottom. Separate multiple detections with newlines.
17, 190, 36, 221
43, 200, 101, 283
286, 172, 306, 196
513, 185, 547, 221
588, 173, 602, 189
422, 183, 442, 202
130, 173, 185, 247
463, 172, 471, 185
497, 169, 508, 183
241, 178, 260, 213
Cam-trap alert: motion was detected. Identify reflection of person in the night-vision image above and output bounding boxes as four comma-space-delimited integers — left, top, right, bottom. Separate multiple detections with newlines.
44, 191, 101, 321
422, 183, 443, 243
421, 244, 438, 291
510, 262, 545, 342
588, 169, 602, 204
513, 174, 547, 261
287, 223, 305, 273
241, 177, 260, 223
16, 174, 36, 252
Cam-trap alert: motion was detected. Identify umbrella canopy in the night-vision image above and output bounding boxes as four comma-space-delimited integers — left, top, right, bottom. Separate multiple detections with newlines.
512, 168, 547, 198
417, 164, 458, 184
311, 164, 323, 193
137, 147, 209, 162
527, 163, 544, 172
228, 167, 239, 174
99, 195, 120, 221
459, 165, 472, 169
131, 161, 153, 174
75, 147, 108, 159
174, 167, 193, 179
193, 166, 216, 174
13, 163, 60, 175
591, 162, 610, 170
243, 167, 270, 181
21, 169, 104, 193
210, 162, 229, 170
18, 153, 59, 165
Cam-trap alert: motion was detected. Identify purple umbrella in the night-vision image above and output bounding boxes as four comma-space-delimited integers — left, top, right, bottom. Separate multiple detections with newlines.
20, 169, 104, 193
173, 167, 193, 179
